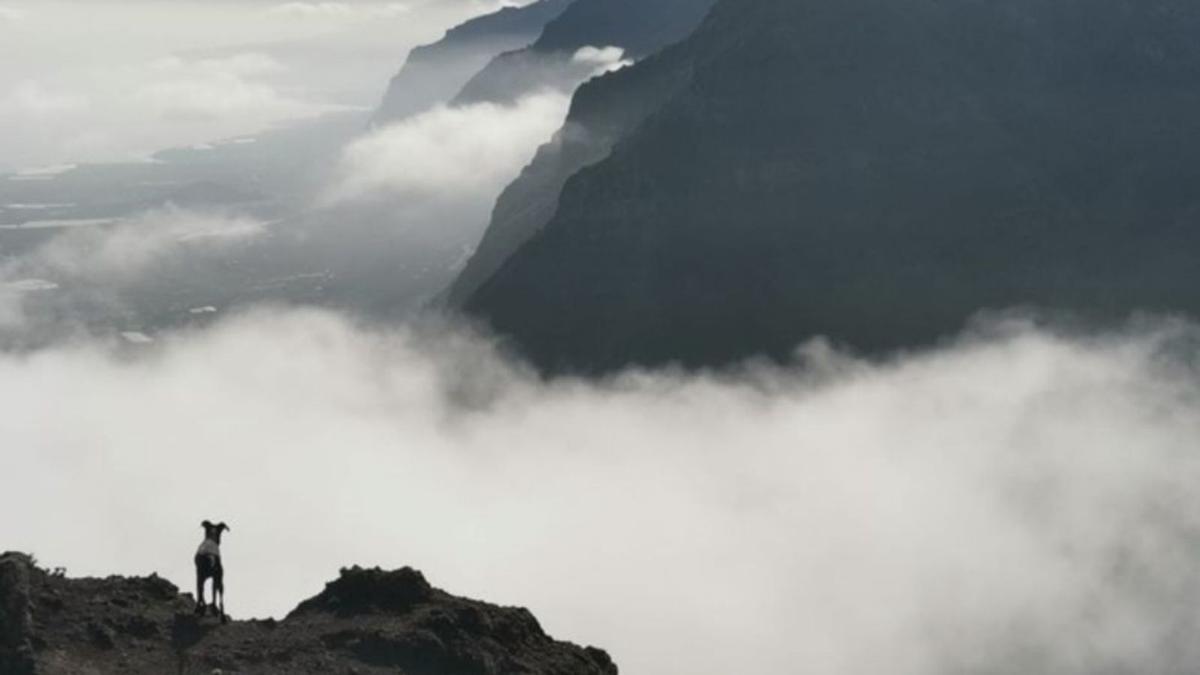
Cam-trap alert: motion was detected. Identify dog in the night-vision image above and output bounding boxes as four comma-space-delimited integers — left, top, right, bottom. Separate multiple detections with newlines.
194, 520, 229, 621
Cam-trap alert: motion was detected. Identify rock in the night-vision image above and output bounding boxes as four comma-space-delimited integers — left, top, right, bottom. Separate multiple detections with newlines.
289, 566, 434, 617
0, 552, 36, 675
464, 0, 1200, 373
2, 552, 617, 674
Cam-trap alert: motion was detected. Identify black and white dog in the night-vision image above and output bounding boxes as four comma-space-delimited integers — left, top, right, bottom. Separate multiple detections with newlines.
195, 520, 229, 621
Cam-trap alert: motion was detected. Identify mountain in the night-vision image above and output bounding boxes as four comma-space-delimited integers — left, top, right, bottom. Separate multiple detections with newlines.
445, 43, 697, 308
460, 0, 1200, 373
373, 0, 575, 124
443, 0, 715, 306
451, 0, 716, 106
0, 552, 617, 674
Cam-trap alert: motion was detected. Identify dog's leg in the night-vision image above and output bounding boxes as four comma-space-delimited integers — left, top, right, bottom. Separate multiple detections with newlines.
215, 562, 226, 622
195, 573, 206, 615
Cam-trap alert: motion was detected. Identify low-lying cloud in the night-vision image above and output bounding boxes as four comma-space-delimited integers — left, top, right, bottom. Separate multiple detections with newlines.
4, 309, 1200, 675
0, 207, 266, 332
2, 207, 264, 285
326, 91, 572, 204
572, 46, 634, 77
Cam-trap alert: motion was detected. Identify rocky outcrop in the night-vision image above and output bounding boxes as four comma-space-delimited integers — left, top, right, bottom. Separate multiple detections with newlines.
0, 553, 36, 675
463, 0, 1200, 373
0, 552, 616, 674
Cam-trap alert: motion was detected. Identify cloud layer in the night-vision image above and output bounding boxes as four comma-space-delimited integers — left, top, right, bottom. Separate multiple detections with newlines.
0, 207, 266, 332
326, 92, 572, 203
4, 310, 1200, 674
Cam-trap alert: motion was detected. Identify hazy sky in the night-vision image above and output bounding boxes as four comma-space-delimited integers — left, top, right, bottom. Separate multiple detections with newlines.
0, 0, 630, 338
0, 0, 530, 170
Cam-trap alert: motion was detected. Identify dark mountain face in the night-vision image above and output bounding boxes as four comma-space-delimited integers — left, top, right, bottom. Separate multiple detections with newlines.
0, 552, 617, 675
461, 0, 1200, 373
373, 0, 574, 124
530, 0, 718, 57
451, 0, 717, 106
444, 3, 713, 306
445, 41, 699, 307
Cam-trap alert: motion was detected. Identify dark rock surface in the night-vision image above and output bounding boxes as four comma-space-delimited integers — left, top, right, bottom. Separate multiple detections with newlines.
463, 0, 1200, 373
445, 24, 702, 307
0, 552, 617, 674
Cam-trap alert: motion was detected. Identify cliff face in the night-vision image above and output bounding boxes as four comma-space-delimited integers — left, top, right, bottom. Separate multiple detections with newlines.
444, 40, 698, 306
443, 0, 715, 306
451, 0, 716, 106
0, 552, 617, 675
463, 0, 1200, 373
373, 0, 574, 124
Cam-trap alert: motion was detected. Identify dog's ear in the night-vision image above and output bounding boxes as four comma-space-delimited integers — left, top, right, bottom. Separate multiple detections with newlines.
218, 522, 230, 533
202, 520, 213, 529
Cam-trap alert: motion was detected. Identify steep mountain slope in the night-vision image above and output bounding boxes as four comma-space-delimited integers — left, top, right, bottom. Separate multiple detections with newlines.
445, 42, 699, 306
0, 552, 617, 674
373, 0, 574, 124
444, 1, 714, 305
451, 0, 716, 105
463, 0, 1200, 373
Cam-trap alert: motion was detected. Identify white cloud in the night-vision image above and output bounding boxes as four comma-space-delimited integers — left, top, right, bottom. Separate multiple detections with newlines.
268, 2, 411, 19
269, 2, 356, 18
3, 312, 1200, 674
131, 52, 342, 123
0, 5, 27, 22
572, 45, 634, 76
20, 207, 263, 281
326, 91, 571, 203
1, 81, 89, 115
148, 53, 286, 78
0, 207, 266, 334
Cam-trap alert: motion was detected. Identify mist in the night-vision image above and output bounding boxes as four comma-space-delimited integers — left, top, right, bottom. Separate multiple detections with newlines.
4, 310, 1200, 674
327, 91, 573, 203
0, 0, 530, 170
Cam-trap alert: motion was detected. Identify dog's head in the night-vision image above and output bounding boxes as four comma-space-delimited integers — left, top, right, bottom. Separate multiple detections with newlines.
201, 520, 230, 544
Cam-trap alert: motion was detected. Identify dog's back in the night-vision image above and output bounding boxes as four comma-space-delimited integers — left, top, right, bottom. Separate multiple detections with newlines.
196, 537, 220, 559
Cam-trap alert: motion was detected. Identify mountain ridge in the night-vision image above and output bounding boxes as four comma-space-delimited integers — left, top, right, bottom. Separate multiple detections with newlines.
461, 0, 1200, 373
451, 0, 716, 106
373, 0, 575, 124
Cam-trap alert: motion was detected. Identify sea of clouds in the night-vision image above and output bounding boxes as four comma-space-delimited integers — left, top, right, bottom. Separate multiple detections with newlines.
4, 309, 1200, 674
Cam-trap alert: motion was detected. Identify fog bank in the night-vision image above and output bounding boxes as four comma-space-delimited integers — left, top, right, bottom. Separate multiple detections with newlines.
3, 310, 1200, 674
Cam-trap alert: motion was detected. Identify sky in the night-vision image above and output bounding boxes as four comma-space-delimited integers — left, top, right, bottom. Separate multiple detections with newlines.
0, 0, 532, 170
